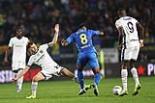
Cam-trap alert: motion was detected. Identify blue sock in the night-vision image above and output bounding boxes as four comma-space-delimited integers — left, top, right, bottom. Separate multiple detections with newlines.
77, 70, 84, 89
94, 73, 101, 85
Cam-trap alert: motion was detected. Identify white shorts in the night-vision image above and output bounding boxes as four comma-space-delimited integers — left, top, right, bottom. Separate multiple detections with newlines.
41, 64, 63, 80
121, 45, 140, 61
12, 60, 26, 71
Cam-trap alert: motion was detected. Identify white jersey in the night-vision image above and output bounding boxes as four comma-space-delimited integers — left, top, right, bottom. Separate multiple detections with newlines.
115, 16, 139, 48
9, 36, 29, 70
27, 44, 61, 77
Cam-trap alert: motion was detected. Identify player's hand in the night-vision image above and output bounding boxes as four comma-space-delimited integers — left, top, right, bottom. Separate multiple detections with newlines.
117, 44, 122, 50
54, 24, 59, 33
100, 32, 104, 35
3, 58, 9, 66
61, 39, 66, 46
139, 39, 144, 47
12, 77, 17, 82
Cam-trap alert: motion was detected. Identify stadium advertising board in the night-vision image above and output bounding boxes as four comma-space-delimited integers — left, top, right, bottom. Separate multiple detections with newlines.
0, 63, 155, 83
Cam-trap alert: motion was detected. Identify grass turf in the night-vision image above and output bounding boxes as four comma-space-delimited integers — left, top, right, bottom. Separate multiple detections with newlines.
0, 77, 154, 103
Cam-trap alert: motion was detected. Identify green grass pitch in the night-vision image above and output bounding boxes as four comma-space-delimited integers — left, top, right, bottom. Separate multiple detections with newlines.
0, 77, 155, 103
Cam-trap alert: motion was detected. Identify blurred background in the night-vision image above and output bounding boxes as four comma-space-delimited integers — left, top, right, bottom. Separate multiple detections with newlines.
0, 0, 155, 83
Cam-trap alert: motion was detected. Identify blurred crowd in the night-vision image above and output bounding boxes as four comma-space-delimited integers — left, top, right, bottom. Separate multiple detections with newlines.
0, 0, 154, 46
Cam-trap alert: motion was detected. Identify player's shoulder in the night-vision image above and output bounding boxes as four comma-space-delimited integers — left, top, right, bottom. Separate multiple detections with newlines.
115, 17, 122, 24
22, 36, 29, 40
39, 44, 48, 50
29, 55, 35, 61
9, 36, 17, 42
10, 36, 16, 40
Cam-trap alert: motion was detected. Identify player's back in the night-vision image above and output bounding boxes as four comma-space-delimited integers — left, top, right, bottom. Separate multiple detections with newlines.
115, 16, 139, 44
70, 29, 99, 54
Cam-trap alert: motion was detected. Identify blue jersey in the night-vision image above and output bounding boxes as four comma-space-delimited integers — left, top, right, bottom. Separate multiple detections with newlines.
66, 29, 100, 54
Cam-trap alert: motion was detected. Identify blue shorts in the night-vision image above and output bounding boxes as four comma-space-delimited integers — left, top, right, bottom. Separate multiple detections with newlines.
77, 52, 99, 69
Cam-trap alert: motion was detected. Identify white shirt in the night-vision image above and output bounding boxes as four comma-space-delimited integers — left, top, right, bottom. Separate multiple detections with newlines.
9, 36, 29, 62
115, 16, 139, 48
27, 44, 57, 70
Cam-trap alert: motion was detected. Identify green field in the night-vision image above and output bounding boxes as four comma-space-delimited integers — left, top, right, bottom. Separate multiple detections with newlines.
0, 77, 155, 103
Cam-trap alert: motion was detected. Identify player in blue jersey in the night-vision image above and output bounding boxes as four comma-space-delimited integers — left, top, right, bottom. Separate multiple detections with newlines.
61, 24, 104, 96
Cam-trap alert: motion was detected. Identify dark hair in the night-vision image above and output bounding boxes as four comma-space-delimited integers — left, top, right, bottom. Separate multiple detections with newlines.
27, 41, 34, 50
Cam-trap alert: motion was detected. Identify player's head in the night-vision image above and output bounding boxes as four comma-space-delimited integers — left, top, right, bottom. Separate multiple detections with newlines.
27, 42, 38, 55
15, 25, 25, 39
117, 8, 127, 17
78, 23, 87, 31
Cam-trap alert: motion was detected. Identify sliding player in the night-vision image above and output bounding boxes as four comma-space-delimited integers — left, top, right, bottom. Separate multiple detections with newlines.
13, 24, 74, 99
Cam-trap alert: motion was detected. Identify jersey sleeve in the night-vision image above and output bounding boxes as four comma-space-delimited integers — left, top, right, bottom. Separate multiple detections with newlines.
66, 33, 75, 44
133, 18, 138, 24
26, 38, 29, 44
115, 20, 121, 29
89, 30, 100, 36
8, 38, 13, 47
27, 56, 34, 67
39, 44, 49, 51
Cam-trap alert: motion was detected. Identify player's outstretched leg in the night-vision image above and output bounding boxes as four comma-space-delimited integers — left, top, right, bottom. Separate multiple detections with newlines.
131, 67, 141, 96
26, 72, 45, 99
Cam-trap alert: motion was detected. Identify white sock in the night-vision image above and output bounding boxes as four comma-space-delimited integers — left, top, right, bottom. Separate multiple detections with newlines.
16, 76, 23, 92
121, 69, 128, 91
131, 67, 140, 86
31, 81, 38, 97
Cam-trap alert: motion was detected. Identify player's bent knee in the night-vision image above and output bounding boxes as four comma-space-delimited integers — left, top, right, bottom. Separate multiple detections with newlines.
93, 68, 100, 74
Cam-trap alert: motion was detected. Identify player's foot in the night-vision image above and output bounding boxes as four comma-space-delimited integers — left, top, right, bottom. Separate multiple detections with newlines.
132, 84, 141, 96
85, 84, 92, 91
16, 89, 22, 93
26, 95, 36, 99
92, 84, 99, 96
100, 69, 104, 78
72, 77, 79, 83
119, 90, 128, 96
78, 89, 86, 95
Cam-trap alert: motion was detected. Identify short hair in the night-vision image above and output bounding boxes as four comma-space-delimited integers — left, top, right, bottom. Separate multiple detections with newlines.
27, 41, 34, 50
117, 8, 126, 15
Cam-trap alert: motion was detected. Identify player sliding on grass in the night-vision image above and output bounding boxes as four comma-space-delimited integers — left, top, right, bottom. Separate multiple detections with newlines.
61, 24, 104, 96
115, 9, 144, 96
13, 24, 74, 99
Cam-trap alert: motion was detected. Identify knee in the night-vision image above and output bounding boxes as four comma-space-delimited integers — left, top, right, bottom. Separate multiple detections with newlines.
121, 63, 127, 69
93, 68, 100, 74
76, 65, 83, 71
32, 76, 39, 82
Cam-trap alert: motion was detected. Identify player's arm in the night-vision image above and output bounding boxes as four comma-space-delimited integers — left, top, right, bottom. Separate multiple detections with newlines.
90, 30, 104, 36
48, 24, 59, 47
61, 33, 74, 46
4, 46, 12, 63
4, 38, 14, 63
13, 66, 30, 81
136, 22, 144, 47
116, 27, 123, 49
97, 31, 104, 35
61, 39, 69, 46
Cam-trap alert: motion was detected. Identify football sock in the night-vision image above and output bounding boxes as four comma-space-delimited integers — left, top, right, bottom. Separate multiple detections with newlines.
77, 70, 84, 90
16, 76, 23, 92
94, 73, 101, 85
121, 69, 128, 91
31, 81, 38, 96
131, 67, 140, 86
